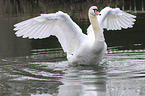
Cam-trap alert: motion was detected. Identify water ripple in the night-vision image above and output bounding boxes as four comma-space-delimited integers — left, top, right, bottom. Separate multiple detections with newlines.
0, 48, 145, 95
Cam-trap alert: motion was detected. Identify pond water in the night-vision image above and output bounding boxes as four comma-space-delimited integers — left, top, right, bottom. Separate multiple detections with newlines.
0, 48, 145, 96
0, 0, 145, 96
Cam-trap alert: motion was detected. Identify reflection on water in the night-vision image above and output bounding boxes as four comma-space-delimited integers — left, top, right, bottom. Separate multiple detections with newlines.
58, 64, 107, 96
0, 48, 145, 96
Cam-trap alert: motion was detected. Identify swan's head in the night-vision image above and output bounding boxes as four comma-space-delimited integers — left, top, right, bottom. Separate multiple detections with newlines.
89, 6, 100, 16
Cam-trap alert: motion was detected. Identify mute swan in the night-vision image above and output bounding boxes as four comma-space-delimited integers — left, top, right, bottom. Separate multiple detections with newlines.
14, 6, 136, 64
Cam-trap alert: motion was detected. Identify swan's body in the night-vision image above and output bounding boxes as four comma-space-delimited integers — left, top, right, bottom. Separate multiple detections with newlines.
14, 6, 136, 64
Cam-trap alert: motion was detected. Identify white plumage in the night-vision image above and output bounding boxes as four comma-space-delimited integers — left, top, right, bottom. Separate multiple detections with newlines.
14, 6, 136, 64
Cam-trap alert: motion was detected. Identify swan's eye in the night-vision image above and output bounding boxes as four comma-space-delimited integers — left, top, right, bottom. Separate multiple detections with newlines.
93, 9, 100, 15
93, 9, 99, 11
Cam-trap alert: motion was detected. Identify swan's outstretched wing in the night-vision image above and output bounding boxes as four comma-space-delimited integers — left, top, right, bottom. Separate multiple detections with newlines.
87, 7, 136, 33
98, 7, 136, 30
14, 11, 87, 55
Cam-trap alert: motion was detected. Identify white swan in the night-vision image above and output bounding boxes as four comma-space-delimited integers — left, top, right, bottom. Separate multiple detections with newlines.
13, 6, 136, 64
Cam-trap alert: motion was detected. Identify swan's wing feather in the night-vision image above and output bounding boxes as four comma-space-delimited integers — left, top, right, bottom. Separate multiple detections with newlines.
98, 7, 136, 30
14, 11, 87, 55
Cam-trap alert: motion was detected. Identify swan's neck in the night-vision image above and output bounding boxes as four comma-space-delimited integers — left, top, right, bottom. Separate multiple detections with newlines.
89, 15, 104, 39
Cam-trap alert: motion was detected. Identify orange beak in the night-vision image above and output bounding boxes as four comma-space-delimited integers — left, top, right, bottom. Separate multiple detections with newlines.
95, 10, 100, 15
